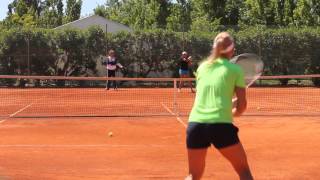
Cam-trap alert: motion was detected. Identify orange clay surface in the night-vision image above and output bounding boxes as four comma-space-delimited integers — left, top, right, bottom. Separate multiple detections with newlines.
0, 88, 319, 179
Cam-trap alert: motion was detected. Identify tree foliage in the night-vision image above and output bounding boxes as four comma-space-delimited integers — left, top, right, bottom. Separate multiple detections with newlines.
2, 0, 320, 30
1, 27, 320, 79
2, 0, 81, 28
65, 0, 82, 23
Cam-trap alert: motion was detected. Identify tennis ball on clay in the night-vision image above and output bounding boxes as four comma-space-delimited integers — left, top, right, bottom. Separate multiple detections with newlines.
108, 131, 113, 137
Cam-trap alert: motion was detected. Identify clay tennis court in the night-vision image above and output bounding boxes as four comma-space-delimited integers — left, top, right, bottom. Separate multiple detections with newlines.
0, 87, 320, 179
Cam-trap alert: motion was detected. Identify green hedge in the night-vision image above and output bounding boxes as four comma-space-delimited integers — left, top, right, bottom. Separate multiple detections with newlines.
0, 27, 320, 86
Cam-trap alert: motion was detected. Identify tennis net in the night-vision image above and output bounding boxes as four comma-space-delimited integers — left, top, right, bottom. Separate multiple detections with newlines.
0, 75, 319, 119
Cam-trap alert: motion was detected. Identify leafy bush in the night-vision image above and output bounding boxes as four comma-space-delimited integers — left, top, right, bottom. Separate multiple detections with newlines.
0, 26, 320, 86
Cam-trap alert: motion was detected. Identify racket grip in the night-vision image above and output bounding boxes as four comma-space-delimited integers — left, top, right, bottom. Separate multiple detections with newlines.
232, 97, 238, 109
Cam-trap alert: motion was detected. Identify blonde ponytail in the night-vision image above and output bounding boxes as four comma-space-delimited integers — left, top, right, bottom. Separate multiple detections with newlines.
208, 32, 235, 64
211, 38, 224, 62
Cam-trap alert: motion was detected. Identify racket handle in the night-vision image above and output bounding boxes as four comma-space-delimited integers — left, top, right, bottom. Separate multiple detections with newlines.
232, 97, 238, 109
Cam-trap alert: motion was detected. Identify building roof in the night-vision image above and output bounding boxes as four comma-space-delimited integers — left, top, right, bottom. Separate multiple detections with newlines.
54, 15, 132, 33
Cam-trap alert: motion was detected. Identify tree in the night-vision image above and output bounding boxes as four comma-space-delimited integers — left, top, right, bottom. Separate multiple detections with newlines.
190, 16, 220, 33
53, 27, 105, 77
53, 29, 85, 77
0, 28, 57, 77
57, 0, 64, 25
166, 3, 184, 31
7, 0, 44, 17
240, 0, 274, 26
65, 0, 82, 23
125, 0, 160, 30
189, 0, 243, 27
190, 0, 226, 24
4, 0, 37, 28
83, 26, 106, 75
95, 0, 171, 30
38, 0, 64, 28
5, 0, 53, 28
94, 0, 121, 18
167, 0, 192, 31
224, 0, 244, 25
156, 0, 171, 28
283, 0, 296, 25
293, 0, 320, 26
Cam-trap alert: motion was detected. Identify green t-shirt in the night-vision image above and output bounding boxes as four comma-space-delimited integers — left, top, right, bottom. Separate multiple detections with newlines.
189, 58, 246, 124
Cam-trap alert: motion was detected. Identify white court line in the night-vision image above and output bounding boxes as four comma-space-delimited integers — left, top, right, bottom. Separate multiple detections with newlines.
8, 103, 34, 118
161, 103, 187, 128
0, 103, 34, 124
0, 144, 173, 148
0, 95, 47, 124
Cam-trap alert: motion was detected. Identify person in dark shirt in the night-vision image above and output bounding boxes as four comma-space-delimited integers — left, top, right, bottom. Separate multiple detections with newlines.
178, 51, 194, 93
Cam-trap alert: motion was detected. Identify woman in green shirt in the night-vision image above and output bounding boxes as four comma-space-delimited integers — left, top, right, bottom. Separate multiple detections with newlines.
185, 32, 253, 180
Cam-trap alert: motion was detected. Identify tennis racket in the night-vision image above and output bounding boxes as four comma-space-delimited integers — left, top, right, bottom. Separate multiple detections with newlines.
230, 53, 264, 105
230, 53, 264, 87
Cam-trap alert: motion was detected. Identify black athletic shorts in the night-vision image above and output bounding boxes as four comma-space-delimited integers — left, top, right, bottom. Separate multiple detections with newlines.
186, 122, 240, 149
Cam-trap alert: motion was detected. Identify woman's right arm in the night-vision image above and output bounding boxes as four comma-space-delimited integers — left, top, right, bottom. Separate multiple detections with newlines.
232, 87, 247, 117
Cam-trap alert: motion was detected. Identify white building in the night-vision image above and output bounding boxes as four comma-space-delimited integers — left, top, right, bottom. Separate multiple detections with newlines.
54, 15, 132, 33
54, 15, 133, 77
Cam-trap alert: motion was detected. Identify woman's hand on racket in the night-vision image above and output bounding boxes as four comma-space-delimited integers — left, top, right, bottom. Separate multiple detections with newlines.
187, 56, 192, 65
232, 87, 247, 117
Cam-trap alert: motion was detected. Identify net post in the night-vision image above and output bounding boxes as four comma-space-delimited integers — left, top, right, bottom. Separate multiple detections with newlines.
173, 79, 178, 116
